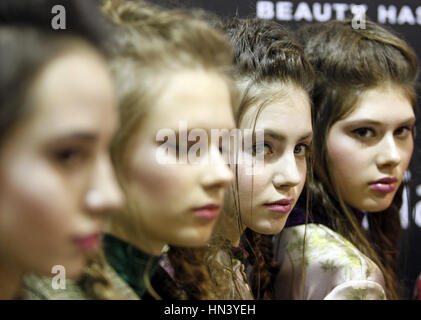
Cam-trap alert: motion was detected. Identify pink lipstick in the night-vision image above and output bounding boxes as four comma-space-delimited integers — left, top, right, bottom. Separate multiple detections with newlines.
193, 203, 221, 220
264, 199, 294, 213
73, 233, 101, 251
369, 177, 398, 193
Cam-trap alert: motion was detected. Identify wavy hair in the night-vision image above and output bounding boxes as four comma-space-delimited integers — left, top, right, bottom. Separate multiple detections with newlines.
296, 19, 419, 300
103, 0, 235, 299
208, 17, 315, 300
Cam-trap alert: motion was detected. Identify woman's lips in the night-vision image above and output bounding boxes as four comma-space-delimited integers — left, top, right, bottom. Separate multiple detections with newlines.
264, 199, 294, 213
193, 203, 221, 220
72, 233, 101, 251
369, 177, 398, 193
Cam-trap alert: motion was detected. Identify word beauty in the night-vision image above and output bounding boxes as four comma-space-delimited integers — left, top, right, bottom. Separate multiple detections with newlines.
257, 1, 421, 26
155, 121, 265, 175
257, 1, 367, 21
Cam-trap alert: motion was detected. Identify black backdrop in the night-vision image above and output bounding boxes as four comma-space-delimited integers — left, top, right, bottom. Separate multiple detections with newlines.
149, 0, 421, 299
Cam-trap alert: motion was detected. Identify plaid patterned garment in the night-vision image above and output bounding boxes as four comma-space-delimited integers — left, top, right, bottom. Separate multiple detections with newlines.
103, 233, 185, 299
21, 258, 139, 300
21, 234, 188, 300
103, 233, 161, 299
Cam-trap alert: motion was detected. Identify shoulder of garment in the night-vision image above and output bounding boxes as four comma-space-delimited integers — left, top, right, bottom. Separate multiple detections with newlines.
272, 223, 386, 300
21, 260, 139, 300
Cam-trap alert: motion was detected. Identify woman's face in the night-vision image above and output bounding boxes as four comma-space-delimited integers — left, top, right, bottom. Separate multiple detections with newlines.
327, 85, 415, 212
0, 48, 123, 279
125, 70, 234, 254
232, 84, 312, 235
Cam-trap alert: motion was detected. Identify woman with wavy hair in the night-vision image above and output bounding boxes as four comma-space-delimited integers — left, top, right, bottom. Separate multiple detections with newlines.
206, 17, 315, 300
273, 20, 418, 300
100, 0, 236, 299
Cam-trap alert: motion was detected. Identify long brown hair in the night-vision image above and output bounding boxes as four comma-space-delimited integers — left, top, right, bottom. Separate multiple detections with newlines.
208, 17, 314, 300
296, 19, 419, 300
103, 0, 235, 299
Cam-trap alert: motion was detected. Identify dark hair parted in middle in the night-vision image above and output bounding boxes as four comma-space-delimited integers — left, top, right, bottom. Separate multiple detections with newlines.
225, 17, 314, 125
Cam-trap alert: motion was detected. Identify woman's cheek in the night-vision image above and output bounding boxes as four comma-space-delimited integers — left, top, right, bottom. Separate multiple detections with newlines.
297, 160, 307, 194
132, 161, 192, 200
328, 133, 359, 174
8, 167, 74, 235
237, 162, 270, 201
129, 143, 187, 198
0, 165, 76, 271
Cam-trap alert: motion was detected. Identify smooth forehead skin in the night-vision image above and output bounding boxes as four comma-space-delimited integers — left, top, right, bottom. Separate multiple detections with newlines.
143, 69, 234, 132
337, 85, 415, 127
241, 83, 312, 138
26, 46, 118, 141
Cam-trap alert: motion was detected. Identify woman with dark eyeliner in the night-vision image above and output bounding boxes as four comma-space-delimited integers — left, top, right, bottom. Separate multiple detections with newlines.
205, 17, 315, 300
273, 20, 418, 300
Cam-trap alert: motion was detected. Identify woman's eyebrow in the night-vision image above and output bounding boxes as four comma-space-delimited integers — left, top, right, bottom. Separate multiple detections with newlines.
263, 129, 312, 142
342, 119, 382, 126
343, 116, 415, 127
299, 132, 313, 141
261, 129, 285, 142
399, 117, 417, 126
47, 132, 98, 144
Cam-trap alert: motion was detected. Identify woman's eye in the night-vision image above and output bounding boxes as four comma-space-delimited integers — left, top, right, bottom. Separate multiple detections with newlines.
252, 143, 272, 156
294, 143, 309, 156
394, 126, 412, 138
53, 148, 86, 167
351, 127, 375, 139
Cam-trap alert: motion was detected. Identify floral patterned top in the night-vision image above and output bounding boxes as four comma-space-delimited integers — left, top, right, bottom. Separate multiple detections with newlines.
272, 223, 386, 300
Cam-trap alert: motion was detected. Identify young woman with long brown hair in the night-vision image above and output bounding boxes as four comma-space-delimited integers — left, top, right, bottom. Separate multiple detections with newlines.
206, 17, 315, 300
273, 20, 418, 300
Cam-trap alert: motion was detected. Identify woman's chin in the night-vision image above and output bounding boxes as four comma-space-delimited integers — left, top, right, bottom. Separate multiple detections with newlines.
357, 197, 394, 213
249, 219, 287, 235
